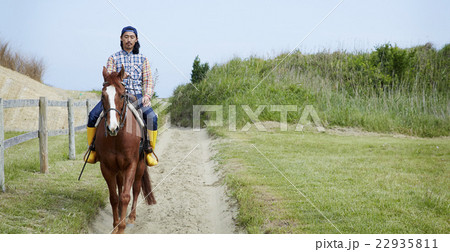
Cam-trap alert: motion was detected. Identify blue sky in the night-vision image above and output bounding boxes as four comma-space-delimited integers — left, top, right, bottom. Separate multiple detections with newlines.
1, 0, 449, 98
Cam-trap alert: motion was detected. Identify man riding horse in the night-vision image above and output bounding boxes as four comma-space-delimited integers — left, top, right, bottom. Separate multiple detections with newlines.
85, 26, 158, 166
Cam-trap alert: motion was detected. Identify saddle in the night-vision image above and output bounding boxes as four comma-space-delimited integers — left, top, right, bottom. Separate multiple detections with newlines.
127, 94, 152, 155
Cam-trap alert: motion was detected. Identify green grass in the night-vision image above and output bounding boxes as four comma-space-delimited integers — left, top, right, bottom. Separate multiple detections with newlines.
90, 89, 102, 96
212, 127, 449, 233
0, 131, 107, 233
4, 131, 28, 139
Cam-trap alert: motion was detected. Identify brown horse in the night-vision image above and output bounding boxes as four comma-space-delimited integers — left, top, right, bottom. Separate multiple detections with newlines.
95, 66, 156, 234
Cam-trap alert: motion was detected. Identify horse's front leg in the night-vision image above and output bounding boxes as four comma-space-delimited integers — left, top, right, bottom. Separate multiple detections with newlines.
100, 164, 120, 234
117, 165, 137, 234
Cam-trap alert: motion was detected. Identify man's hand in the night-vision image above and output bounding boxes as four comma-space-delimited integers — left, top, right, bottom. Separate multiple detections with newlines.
142, 95, 151, 107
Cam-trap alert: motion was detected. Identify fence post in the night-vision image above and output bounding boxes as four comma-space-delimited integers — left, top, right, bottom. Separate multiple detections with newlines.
68, 98, 75, 160
39, 97, 48, 173
0, 98, 5, 192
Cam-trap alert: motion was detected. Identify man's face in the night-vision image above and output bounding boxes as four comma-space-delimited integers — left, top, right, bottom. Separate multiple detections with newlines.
121, 31, 137, 52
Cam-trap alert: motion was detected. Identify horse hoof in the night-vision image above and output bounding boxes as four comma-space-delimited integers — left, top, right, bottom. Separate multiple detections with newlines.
126, 223, 135, 229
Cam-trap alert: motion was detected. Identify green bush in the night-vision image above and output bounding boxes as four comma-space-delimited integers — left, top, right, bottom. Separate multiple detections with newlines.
371, 43, 415, 81
190, 55, 209, 84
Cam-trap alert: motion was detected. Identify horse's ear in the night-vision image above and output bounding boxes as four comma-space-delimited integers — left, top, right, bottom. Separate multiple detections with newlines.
119, 64, 128, 80
102, 66, 108, 80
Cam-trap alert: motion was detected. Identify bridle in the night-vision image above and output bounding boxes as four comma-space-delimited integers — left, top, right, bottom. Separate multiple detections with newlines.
102, 81, 129, 135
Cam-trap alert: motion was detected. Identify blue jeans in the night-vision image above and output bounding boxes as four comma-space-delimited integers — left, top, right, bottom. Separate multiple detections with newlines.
88, 94, 158, 130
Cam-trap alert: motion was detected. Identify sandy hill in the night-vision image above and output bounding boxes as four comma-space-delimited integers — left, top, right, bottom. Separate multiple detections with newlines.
0, 65, 99, 131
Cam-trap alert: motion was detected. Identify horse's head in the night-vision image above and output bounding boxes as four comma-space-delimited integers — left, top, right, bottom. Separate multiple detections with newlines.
101, 66, 128, 136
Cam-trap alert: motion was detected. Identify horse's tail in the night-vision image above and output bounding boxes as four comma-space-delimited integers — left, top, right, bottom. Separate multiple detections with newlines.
141, 165, 157, 205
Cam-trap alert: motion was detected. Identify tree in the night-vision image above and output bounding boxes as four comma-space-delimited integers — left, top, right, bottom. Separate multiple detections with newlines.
190, 55, 209, 84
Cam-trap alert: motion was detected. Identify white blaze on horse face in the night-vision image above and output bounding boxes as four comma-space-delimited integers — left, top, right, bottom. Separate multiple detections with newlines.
106, 85, 120, 132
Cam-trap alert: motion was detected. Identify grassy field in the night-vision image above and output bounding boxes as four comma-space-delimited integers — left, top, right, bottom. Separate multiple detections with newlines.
210, 127, 449, 233
0, 131, 107, 233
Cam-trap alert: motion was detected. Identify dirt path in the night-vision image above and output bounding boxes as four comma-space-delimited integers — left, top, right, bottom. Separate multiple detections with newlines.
88, 127, 240, 234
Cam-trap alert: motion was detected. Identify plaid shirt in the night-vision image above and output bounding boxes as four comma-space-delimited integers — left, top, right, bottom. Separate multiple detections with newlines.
106, 50, 153, 98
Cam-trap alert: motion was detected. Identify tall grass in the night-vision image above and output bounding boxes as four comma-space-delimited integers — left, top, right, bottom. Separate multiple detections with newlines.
0, 40, 45, 82
170, 43, 449, 137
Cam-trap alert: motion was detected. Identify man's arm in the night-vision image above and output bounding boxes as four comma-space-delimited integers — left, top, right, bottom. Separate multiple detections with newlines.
142, 58, 153, 99
106, 56, 116, 74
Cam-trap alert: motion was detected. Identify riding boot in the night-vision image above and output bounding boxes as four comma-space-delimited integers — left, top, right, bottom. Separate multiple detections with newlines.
145, 130, 158, 166
84, 127, 98, 164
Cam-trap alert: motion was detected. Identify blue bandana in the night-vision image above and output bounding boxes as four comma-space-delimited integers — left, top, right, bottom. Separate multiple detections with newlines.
121, 26, 138, 37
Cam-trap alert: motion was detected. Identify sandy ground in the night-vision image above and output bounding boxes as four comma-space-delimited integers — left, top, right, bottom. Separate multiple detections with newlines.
88, 127, 241, 234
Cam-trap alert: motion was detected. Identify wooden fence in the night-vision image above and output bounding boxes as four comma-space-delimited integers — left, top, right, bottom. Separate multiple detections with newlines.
0, 97, 95, 192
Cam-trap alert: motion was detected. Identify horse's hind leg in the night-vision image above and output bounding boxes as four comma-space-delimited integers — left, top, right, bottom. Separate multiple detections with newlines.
116, 174, 123, 217
128, 176, 141, 225
128, 161, 144, 225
